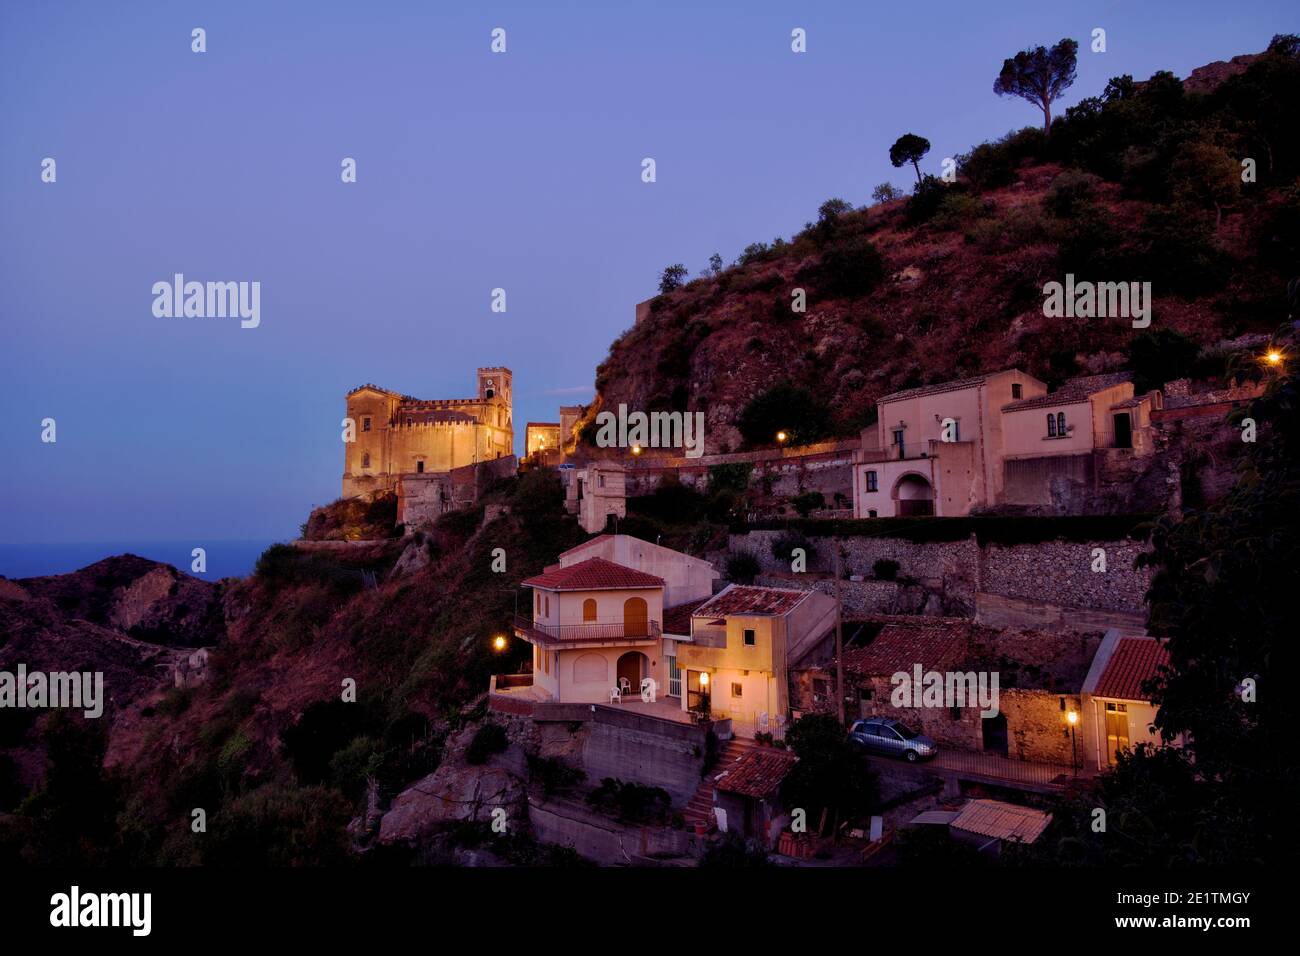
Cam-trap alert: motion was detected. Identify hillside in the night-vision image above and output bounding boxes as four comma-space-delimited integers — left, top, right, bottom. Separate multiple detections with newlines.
585, 39, 1300, 454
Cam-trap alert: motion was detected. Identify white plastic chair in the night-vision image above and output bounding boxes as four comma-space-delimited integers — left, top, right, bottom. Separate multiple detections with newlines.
609, 686, 621, 704
640, 677, 657, 703
619, 677, 632, 695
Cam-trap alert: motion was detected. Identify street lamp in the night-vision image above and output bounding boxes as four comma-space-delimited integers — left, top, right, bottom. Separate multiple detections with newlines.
1067, 709, 1079, 774
1265, 350, 1283, 367
776, 431, 788, 445
631, 443, 643, 456
492, 635, 507, 653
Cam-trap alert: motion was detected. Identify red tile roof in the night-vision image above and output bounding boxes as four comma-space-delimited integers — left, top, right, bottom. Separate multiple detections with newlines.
878, 372, 1004, 404
1002, 372, 1133, 412
841, 621, 970, 675
520, 557, 664, 592
694, 585, 810, 618
1093, 637, 1169, 701
663, 598, 708, 636
715, 748, 798, 799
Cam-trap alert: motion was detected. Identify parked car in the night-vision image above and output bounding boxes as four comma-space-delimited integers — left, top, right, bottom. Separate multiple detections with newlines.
849, 718, 938, 762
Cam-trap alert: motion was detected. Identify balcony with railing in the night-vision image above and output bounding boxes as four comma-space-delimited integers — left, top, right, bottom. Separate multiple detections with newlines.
512, 613, 662, 646
857, 438, 972, 465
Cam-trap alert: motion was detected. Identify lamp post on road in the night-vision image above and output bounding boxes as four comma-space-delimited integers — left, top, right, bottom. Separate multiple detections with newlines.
1067, 709, 1079, 775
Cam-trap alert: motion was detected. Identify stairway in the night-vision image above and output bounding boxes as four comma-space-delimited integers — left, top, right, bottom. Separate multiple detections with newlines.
682, 736, 759, 830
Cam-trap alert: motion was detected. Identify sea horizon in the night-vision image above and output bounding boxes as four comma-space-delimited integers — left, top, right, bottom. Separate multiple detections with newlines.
0, 538, 283, 581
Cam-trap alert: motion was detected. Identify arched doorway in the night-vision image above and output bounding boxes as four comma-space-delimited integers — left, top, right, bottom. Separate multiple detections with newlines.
617, 651, 649, 693
623, 597, 648, 637
892, 473, 935, 516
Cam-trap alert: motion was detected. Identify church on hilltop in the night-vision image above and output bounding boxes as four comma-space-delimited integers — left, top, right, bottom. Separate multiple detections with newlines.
342, 367, 514, 499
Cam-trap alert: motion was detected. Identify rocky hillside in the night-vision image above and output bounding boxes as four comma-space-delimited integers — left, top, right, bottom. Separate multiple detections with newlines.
586, 39, 1300, 454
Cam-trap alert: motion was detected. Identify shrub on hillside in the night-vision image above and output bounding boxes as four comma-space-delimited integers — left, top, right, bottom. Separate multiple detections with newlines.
872, 558, 901, 581
807, 236, 885, 298
1126, 329, 1202, 393
956, 127, 1048, 190
726, 550, 762, 585
1045, 169, 1100, 218
708, 462, 752, 495
770, 531, 813, 565
738, 382, 832, 448
904, 174, 948, 225
465, 723, 509, 765
791, 491, 826, 517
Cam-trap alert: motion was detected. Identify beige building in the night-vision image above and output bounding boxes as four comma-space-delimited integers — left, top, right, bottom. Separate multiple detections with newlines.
853, 370, 1158, 517
342, 367, 513, 498
564, 460, 627, 533
676, 585, 838, 736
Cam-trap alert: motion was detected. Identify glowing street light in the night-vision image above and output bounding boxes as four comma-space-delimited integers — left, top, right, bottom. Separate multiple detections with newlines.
631, 443, 643, 456
776, 431, 788, 444
1067, 709, 1079, 774
1265, 350, 1283, 366
492, 635, 507, 652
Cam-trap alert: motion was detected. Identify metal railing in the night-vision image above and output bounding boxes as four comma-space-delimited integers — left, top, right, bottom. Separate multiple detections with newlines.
512, 614, 661, 644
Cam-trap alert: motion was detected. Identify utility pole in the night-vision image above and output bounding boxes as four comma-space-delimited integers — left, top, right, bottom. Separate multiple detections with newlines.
833, 543, 845, 726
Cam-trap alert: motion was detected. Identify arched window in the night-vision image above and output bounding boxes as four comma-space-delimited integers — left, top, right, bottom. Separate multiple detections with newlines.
583, 598, 597, 622
1057, 412, 1067, 436
1046, 414, 1056, 437
361, 452, 371, 468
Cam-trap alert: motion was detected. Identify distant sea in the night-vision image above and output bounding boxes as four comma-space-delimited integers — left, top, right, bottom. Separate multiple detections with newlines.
0, 540, 280, 581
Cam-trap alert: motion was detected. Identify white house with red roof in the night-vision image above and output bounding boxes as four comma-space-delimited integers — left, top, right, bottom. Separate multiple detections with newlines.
1080, 630, 1173, 769
508, 539, 834, 736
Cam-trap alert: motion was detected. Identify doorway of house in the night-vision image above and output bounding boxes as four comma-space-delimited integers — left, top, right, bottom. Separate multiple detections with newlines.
982, 712, 1009, 755
1113, 413, 1133, 449
1104, 702, 1130, 765
616, 651, 648, 695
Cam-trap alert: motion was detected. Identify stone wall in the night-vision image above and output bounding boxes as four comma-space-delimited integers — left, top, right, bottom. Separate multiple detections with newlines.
730, 531, 1152, 619
516, 702, 711, 805
528, 795, 692, 865
981, 539, 1150, 613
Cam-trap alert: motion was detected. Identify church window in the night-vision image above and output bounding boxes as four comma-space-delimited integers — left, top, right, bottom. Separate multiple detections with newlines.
361, 452, 370, 468
416, 461, 424, 473
362, 417, 371, 432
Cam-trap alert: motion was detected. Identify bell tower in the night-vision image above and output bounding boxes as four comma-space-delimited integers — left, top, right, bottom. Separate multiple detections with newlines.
477, 367, 512, 407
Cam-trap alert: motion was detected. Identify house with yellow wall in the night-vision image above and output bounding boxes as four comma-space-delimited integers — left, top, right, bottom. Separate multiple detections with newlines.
675, 584, 838, 736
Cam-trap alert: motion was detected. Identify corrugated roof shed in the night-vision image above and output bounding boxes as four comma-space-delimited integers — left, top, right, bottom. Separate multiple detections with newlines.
951, 799, 1051, 844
